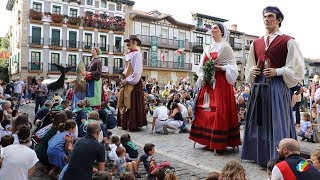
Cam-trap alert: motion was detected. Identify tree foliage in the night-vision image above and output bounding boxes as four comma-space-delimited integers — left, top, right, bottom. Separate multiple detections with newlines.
0, 33, 10, 82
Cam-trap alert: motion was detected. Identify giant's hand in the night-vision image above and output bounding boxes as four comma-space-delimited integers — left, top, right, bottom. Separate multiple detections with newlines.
263, 68, 277, 78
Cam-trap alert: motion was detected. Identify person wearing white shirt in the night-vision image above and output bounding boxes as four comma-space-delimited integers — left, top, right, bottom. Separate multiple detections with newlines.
0, 126, 38, 180
151, 102, 170, 134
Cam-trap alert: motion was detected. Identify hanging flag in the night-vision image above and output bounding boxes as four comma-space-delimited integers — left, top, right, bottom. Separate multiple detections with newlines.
160, 53, 165, 61
174, 48, 185, 56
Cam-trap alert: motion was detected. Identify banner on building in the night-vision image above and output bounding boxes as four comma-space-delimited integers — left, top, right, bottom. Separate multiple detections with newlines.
177, 40, 185, 69
150, 36, 158, 67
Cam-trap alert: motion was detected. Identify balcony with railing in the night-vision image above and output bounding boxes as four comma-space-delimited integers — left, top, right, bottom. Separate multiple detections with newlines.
113, 67, 123, 74
113, 46, 124, 55
245, 44, 250, 50
49, 39, 63, 50
98, 44, 109, 54
136, 34, 193, 51
28, 62, 43, 72
66, 64, 76, 73
66, 40, 80, 51
29, 36, 44, 48
142, 59, 192, 71
82, 42, 94, 52
230, 42, 242, 51
48, 63, 62, 73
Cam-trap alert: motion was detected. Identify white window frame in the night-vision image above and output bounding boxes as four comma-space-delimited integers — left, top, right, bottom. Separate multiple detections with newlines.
51, 3, 63, 14
113, 35, 123, 46
98, 32, 109, 49
85, 0, 95, 7
115, 3, 123, 12
49, 51, 61, 64
99, 55, 109, 66
100, 0, 107, 9
108, 2, 116, 11
29, 49, 43, 63
31, 0, 44, 12
67, 29, 79, 42
68, 6, 79, 17
29, 24, 44, 37
83, 31, 94, 45
66, 52, 78, 66
49, 26, 62, 39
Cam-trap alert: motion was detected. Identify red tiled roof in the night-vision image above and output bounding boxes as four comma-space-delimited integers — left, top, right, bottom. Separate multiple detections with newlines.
131, 10, 194, 29
0, 52, 10, 58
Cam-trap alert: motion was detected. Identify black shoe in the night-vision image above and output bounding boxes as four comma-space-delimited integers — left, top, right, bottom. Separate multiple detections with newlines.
301, 137, 307, 141
163, 126, 169, 135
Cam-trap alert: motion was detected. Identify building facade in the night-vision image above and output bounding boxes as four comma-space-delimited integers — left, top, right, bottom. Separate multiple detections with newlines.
130, 10, 194, 85
6, 0, 134, 81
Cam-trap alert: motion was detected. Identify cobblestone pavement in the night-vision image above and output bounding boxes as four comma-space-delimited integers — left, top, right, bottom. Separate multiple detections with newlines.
21, 104, 319, 180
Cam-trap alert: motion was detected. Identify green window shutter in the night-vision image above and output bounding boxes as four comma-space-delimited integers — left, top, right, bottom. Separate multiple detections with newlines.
52, 29, 60, 46
69, 31, 77, 48
32, 27, 41, 44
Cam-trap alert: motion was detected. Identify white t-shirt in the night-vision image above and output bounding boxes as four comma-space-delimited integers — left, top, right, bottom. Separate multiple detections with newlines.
178, 103, 188, 118
0, 144, 39, 180
271, 165, 284, 180
153, 106, 169, 120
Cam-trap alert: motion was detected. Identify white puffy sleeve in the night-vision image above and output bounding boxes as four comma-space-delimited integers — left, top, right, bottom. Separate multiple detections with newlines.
221, 44, 238, 85
275, 39, 305, 88
244, 43, 256, 84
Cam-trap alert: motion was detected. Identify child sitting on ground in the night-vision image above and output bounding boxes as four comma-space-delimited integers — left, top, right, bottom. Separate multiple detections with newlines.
120, 134, 138, 162
108, 136, 121, 162
298, 112, 315, 142
47, 120, 76, 178
111, 146, 141, 178
136, 143, 170, 178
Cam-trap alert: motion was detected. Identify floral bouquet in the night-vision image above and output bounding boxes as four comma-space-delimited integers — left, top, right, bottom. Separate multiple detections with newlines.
203, 52, 218, 85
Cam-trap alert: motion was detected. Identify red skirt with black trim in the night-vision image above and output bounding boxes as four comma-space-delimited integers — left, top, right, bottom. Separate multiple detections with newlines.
189, 71, 241, 150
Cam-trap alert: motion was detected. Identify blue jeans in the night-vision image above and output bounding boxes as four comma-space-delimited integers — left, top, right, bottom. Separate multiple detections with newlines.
35, 96, 46, 114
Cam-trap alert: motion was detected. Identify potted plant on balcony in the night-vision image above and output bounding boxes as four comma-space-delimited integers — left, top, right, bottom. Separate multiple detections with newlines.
83, 12, 96, 30
98, 18, 112, 32
67, 16, 81, 28
29, 9, 43, 24
50, 13, 65, 26
113, 18, 125, 34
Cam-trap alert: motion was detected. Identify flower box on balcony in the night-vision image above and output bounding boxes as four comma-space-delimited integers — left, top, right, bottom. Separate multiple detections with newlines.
29, 44, 44, 48
49, 13, 65, 26
67, 16, 81, 28
29, 9, 43, 24
83, 26, 96, 31
113, 31, 124, 34
98, 29, 109, 33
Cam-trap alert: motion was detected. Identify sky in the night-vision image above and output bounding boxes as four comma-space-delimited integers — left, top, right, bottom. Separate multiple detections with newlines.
1, 0, 319, 58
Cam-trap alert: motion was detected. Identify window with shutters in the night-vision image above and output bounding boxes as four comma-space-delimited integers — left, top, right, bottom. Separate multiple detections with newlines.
33, 2, 42, 12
